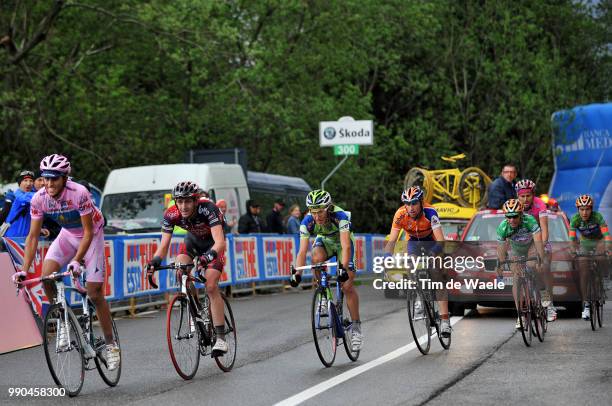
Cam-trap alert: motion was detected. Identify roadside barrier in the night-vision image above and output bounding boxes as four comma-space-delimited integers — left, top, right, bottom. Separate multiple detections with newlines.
2, 233, 386, 317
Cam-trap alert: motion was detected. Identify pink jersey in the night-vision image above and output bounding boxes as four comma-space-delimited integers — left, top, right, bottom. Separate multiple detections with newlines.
524, 196, 548, 223
30, 179, 104, 236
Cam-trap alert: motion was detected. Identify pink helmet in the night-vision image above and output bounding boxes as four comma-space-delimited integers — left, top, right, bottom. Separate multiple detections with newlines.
40, 154, 71, 177
515, 179, 536, 194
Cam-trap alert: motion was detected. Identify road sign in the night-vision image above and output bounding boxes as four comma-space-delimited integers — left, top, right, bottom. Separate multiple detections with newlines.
333, 145, 359, 156
319, 119, 373, 146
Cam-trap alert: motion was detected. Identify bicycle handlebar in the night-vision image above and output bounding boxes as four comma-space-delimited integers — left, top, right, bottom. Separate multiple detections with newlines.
293, 262, 338, 271
498, 256, 540, 266
16, 269, 86, 295
146, 263, 197, 289
574, 251, 610, 259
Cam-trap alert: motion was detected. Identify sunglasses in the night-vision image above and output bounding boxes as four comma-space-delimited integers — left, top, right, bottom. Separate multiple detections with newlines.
505, 214, 520, 219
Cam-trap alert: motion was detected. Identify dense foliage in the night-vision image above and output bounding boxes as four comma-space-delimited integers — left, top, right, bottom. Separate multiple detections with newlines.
1, 0, 609, 231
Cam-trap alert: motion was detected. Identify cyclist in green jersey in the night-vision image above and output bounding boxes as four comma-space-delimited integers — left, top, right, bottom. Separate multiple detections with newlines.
569, 194, 611, 320
290, 190, 362, 351
496, 199, 545, 329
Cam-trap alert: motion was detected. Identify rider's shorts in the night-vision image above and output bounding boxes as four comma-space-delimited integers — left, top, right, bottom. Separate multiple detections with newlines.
181, 232, 225, 272
312, 234, 356, 270
45, 228, 106, 283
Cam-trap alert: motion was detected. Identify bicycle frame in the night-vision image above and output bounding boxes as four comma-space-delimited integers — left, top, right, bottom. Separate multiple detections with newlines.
57, 280, 98, 359
153, 261, 213, 345
410, 269, 439, 328
20, 272, 97, 359
317, 268, 347, 338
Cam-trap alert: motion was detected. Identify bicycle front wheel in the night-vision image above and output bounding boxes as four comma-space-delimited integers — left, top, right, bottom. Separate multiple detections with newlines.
408, 289, 431, 355
311, 289, 337, 367
88, 302, 121, 386
167, 294, 200, 380
214, 294, 237, 372
43, 304, 85, 397
518, 279, 532, 347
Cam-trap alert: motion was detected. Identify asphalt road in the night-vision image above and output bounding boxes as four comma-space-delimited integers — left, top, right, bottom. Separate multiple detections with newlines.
1, 281, 611, 406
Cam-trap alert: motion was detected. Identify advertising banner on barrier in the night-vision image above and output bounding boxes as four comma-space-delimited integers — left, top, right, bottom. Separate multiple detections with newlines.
3, 238, 52, 317
233, 236, 260, 282
3, 233, 384, 306
0, 252, 42, 353
262, 236, 296, 279
370, 236, 387, 272
123, 237, 160, 297
354, 235, 366, 272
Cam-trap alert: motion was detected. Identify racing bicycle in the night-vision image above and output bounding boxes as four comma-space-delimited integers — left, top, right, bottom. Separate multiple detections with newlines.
148, 258, 237, 379
293, 262, 359, 367
16, 268, 121, 397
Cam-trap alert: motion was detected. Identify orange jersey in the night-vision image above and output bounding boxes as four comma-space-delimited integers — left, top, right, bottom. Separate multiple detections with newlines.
391, 205, 442, 240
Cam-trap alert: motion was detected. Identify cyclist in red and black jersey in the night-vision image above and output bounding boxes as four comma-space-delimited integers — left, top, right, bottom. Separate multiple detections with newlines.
146, 181, 229, 355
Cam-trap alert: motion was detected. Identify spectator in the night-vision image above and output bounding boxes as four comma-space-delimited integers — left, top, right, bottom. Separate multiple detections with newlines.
487, 163, 518, 209
238, 199, 264, 233
216, 199, 237, 234
4, 170, 47, 238
266, 199, 286, 233
33, 171, 45, 191
0, 188, 15, 229
285, 204, 302, 235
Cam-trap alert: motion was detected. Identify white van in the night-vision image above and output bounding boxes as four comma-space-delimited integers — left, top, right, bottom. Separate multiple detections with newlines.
100, 163, 249, 233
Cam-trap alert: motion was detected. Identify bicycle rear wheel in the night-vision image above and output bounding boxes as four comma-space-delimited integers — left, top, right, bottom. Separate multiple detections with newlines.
311, 289, 337, 367
532, 291, 546, 343
408, 288, 431, 354
167, 294, 200, 380
341, 299, 360, 362
518, 279, 532, 347
214, 294, 237, 372
597, 273, 604, 328
432, 301, 451, 350
43, 304, 85, 397
89, 302, 121, 386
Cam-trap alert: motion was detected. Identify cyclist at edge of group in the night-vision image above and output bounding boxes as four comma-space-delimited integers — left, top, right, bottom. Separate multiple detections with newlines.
496, 199, 546, 329
290, 189, 363, 351
384, 186, 451, 337
515, 179, 557, 322
145, 181, 229, 355
11, 154, 120, 370
569, 194, 611, 320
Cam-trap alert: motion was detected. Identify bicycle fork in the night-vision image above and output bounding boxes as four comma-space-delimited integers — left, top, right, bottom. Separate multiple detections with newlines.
56, 282, 96, 359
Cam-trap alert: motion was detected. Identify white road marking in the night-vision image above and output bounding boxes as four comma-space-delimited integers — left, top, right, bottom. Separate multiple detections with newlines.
274, 316, 463, 406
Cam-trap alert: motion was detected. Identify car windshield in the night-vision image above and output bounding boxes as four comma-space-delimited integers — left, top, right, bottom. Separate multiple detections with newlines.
102, 191, 167, 232
464, 214, 569, 242
441, 221, 467, 240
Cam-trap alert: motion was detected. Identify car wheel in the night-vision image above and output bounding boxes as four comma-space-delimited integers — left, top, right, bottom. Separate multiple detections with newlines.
384, 288, 400, 299
563, 303, 582, 318
450, 302, 466, 316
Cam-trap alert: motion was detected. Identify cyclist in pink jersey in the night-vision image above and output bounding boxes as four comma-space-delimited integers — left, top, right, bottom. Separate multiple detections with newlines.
515, 179, 556, 321
13, 154, 120, 370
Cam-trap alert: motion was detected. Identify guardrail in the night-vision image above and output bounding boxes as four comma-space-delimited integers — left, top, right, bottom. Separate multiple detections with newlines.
2, 233, 386, 317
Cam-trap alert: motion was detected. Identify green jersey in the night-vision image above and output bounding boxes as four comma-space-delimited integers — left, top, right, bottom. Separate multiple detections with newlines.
299, 205, 352, 241
569, 212, 608, 241
300, 205, 356, 265
496, 214, 541, 255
